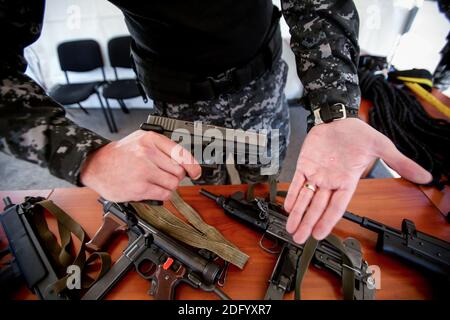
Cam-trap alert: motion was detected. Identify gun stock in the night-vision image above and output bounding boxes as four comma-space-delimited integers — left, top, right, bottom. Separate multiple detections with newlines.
343, 211, 450, 280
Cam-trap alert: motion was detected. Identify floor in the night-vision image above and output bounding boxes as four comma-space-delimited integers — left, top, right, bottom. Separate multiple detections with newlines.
0, 106, 309, 191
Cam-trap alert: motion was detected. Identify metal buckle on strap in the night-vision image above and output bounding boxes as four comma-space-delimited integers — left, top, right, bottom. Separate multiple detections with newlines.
313, 103, 347, 125
207, 68, 236, 93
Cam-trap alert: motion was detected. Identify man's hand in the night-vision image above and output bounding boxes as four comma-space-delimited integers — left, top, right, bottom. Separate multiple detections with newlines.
80, 130, 201, 202
284, 118, 432, 244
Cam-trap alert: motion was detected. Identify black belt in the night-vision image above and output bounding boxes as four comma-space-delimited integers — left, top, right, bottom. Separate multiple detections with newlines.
131, 6, 283, 103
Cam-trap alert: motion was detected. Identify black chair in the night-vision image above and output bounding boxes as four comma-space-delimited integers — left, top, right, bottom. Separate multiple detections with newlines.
102, 36, 142, 117
49, 39, 117, 133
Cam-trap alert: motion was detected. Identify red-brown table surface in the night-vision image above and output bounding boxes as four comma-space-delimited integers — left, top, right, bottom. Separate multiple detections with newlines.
1, 178, 449, 300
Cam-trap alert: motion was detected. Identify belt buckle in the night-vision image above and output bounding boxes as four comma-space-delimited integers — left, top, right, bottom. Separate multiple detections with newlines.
207, 68, 235, 92
314, 103, 347, 125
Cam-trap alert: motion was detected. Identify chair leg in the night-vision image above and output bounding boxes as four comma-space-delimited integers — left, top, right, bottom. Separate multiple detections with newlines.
118, 99, 130, 114
104, 98, 118, 133
77, 103, 89, 114
96, 93, 117, 133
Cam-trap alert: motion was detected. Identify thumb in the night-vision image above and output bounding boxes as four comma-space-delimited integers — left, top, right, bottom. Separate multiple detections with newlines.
377, 136, 432, 184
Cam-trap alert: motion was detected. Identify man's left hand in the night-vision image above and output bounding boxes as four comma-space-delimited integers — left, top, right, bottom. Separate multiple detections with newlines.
284, 118, 432, 244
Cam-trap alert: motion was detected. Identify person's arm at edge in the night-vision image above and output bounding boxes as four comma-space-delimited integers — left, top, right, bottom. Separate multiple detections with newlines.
0, 0, 110, 186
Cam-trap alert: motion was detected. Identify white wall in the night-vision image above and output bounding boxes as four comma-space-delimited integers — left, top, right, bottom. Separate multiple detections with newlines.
26, 0, 449, 108
26, 0, 146, 108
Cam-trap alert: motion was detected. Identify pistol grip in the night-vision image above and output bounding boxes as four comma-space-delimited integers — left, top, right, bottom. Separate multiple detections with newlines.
86, 212, 127, 252
150, 264, 186, 300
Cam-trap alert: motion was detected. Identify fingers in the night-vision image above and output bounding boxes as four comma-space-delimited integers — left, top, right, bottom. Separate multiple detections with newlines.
150, 133, 202, 180
141, 184, 173, 201
312, 185, 356, 240
147, 165, 181, 191
286, 180, 315, 234
292, 189, 332, 244
284, 169, 305, 212
377, 135, 432, 184
151, 148, 186, 181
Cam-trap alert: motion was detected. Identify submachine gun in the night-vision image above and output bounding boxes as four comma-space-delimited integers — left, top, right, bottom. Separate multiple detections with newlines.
342, 211, 450, 281
82, 198, 230, 300
200, 189, 376, 300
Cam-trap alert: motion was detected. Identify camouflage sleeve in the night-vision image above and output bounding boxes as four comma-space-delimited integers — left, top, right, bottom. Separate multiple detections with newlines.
280, 0, 361, 112
0, 0, 110, 186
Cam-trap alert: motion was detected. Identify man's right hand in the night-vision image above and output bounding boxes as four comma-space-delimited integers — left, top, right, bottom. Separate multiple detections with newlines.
79, 130, 202, 202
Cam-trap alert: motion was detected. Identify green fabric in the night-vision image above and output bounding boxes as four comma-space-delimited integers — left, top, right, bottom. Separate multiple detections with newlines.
131, 193, 249, 269
31, 200, 111, 295
294, 237, 319, 300
294, 235, 356, 300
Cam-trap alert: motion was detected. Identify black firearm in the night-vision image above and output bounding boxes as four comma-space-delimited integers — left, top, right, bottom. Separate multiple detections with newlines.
200, 189, 376, 300
0, 197, 70, 300
82, 198, 229, 300
343, 211, 450, 280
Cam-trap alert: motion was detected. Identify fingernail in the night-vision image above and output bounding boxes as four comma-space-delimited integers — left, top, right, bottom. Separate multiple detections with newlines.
421, 172, 433, 183
193, 173, 202, 180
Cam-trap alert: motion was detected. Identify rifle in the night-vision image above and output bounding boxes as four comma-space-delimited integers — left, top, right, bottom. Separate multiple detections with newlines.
343, 211, 450, 280
82, 198, 230, 300
200, 189, 376, 300
0, 197, 70, 300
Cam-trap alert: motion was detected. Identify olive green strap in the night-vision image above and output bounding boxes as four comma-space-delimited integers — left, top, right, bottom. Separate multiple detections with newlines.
131, 200, 249, 269
246, 175, 278, 202
294, 235, 356, 300
171, 191, 238, 249
276, 190, 288, 198
324, 234, 356, 300
31, 200, 111, 295
294, 237, 319, 300
267, 186, 356, 300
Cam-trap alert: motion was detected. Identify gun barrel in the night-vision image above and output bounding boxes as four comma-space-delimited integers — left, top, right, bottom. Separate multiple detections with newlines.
2, 197, 13, 209
199, 189, 220, 202
343, 211, 363, 224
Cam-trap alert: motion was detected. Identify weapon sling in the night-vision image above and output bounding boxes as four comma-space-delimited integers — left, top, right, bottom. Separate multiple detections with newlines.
295, 236, 356, 300
29, 199, 111, 296
130, 191, 249, 269
272, 188, 357, 300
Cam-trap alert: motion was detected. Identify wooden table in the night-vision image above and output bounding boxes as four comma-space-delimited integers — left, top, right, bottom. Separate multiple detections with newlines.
1, 178, 449, 300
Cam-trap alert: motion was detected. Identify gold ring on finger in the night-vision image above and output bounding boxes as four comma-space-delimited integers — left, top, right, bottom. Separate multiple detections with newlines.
304, 182, 317, 193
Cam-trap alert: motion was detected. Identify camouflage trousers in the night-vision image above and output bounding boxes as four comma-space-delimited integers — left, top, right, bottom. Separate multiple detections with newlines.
153, 59, 290, 185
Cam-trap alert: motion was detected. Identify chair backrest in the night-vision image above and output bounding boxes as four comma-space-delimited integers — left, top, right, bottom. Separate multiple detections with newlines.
108, 36, 132, 69
57, 39, 104, 72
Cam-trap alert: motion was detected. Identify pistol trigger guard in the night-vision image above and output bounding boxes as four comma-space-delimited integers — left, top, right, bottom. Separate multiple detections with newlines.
259, 233, 280, 254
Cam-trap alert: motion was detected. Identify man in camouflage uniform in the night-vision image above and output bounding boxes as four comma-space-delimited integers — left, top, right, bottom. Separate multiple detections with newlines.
0, 0, 431, 244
